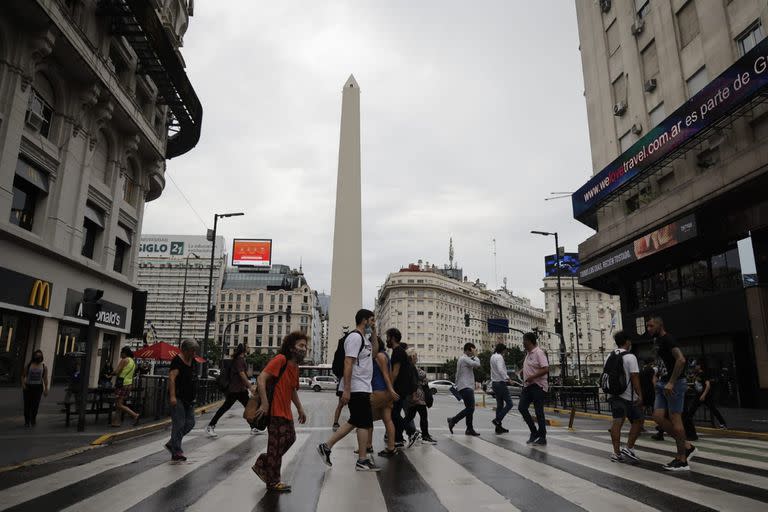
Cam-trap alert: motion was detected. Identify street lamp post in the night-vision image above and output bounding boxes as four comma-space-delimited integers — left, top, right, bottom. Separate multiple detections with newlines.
570, 276, 583, 382
178, 252, 200, 345
202, 212, 244, 370
531, 230, 567, 380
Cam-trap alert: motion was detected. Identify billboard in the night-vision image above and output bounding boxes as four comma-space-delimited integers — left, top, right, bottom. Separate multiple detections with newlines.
544, 253, 580, 277
573, 35, 768, 226
579, 215, 697, 282
138, 235, 225, 259
232, 239, 272, 267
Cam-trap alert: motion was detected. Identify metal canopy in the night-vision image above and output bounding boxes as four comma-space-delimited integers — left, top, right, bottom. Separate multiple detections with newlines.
97, 0, 202, 159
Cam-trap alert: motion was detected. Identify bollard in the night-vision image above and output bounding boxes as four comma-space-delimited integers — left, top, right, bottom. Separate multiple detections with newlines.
568, 407, 576, 431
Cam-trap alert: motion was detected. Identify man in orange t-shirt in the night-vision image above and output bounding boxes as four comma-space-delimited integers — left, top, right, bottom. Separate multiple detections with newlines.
252, 332, 308, 492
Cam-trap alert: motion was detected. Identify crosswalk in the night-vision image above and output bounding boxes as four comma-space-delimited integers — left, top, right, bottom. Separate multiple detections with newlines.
1, 426, 767, 512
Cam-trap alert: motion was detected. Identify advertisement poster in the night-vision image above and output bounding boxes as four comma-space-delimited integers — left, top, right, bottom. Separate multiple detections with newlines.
232, 239, 272, 267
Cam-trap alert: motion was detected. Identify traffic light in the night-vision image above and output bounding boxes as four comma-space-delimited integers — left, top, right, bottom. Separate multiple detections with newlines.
286, 305, 292, 323
554, 318, 563, 335
464, 313, 470, 327
207, 305, 216, 322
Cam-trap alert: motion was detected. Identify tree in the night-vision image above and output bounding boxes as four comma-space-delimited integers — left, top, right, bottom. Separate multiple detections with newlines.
246, 351, 272, 371
504, 346, 526, 373
206, 342, 222, 367
441, 358, 458, 382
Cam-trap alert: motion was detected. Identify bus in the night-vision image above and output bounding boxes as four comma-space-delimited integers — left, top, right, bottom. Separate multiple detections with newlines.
298, 364, 333, 379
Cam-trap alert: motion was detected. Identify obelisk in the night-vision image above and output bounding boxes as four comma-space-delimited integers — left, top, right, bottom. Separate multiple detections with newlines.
328, 75, 362, 362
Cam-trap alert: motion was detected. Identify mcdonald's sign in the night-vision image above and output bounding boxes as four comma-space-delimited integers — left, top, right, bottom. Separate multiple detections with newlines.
29, 279, 52, 310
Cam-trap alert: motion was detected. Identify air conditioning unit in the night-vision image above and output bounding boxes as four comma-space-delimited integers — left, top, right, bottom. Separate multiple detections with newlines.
599, 0, 611, 13
631, 123, 643, 135
631, 19, 645, 36
644, 78, 657, 92
613, 101, 627, 116
25, 109, 44, 132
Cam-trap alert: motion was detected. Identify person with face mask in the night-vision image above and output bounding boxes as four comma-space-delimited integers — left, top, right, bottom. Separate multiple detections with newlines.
21, 350, 48, 427
206, 343, 260, 437
252, 332, 308, 492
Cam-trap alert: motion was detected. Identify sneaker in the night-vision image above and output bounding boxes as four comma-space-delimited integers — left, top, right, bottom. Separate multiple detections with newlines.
332, 423, 340, 432
205, 425, 218, 438
268, 482, 292, 493
421, 436, 438, 445
251, 428, 263, 435
651, 432, 665, 441
620, 447, 640, 462
532, 437, 547, 446
378, 448, 398, 457
317, 443, 332, 467
610, 452, 625, 463
685, 445, 696, 462
395, 440, 405, 448
526, 431, 540, 444
447, 417, 455, 435
495, 425, 509, 434
172, 452, 187, 462
465, 430, 481, 437
491, 418, 501, 427
408, 431, 422, 448
663, 459, 690, 471
355, 459, 381, 472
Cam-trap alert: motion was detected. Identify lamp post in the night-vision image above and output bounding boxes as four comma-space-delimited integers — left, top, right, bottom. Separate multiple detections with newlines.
531, 230, 567, 380
202, 212, 244, 371
569, 276, 583, 382
178, 252, 200, 345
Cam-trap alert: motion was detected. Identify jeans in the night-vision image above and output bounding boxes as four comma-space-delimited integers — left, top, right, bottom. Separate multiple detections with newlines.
451, 388, 475, 431
492, 382, 513, 424
392, 397, 415, 442
23, 385, 44, 425
404, 404, 430, 438
518, 384, 546, 438
209, 391, 250, 427
169, 402, 195, 453
686, 394, 727, 427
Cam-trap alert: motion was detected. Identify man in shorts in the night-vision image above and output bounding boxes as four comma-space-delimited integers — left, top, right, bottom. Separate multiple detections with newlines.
317, 309, 380, 471
606, 331, 643, 463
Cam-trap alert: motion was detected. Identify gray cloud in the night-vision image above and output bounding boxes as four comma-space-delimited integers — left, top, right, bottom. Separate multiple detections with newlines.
142, 1, 596, 309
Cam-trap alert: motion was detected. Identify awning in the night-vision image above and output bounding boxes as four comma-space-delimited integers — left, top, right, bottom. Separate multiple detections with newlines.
15, 158, 49, 193
116, 224, 132, 245
84, 204, 105, 228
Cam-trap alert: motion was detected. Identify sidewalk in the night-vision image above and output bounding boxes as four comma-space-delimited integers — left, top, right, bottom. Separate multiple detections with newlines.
0, 385, 221, 470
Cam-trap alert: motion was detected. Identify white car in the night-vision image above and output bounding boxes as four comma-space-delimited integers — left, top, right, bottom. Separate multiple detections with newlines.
428, 380, 455, 394
299, 377, 312, 389
311, 375, 338, 392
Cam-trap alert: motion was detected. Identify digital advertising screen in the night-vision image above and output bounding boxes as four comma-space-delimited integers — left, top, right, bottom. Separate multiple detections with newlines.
232, 239, 272, 267
544, 253, 580, 277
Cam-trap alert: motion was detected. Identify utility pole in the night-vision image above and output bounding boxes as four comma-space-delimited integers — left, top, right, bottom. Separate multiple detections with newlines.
531, 230, 567, 380
78, 288, 103, 432
570, 276, 583, 382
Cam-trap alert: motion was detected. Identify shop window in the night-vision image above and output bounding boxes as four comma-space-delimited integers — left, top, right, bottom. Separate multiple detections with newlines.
677, 1, 700, 49
712, 248, 742, 290
81, 203, 105, 259
666, 268, 682, 302
737, 21, 764, 56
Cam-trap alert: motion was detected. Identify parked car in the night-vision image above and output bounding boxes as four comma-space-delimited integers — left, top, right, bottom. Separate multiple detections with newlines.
311, 375, 338, 392
428, 380, 455, 395
299, 377, 312, 389
486, 380, 524, 399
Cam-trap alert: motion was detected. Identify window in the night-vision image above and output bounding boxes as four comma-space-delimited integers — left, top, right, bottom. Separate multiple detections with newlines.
243, 336, 248, 344
113, 224, 132, 273
686, 67, 708, 97
649, 103, 666, 127
606, 20, 620, 56
256, 325, 262, 334
677, 1, 699, 48
619, 130, 634, 152
737, 21, 765, 56
287, 295, 292, 303
641, 41, 659, 80
9, 169, 44, 231
93, 132, 110, 183
27, 80, 54, 139
612, 73, 626, 104
81, 203, 104, 259
635, 0, 650, 18
123, 161, 137, 203
246, 294, 251, 302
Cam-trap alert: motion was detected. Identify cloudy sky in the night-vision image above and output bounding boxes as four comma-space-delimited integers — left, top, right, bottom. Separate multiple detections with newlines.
142, 1, 597, 309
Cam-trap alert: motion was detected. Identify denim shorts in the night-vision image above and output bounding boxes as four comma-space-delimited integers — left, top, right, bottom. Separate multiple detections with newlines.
654, 378, 687, 414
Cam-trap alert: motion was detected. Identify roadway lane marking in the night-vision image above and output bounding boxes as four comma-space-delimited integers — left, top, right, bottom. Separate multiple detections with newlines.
451, 436, 657, 512
0, 436, 196, 511
186, 434, 309, 511
59, 435, 243, 512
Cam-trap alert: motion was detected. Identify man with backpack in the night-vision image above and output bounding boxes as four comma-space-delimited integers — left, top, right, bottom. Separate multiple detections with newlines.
387, 327, 420, 448
602, 331, 643, 463
318, 309, 380, 471
206, 344, 259, 437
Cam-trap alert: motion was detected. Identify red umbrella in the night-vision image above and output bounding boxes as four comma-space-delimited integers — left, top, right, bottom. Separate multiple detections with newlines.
134, 342, 207, 363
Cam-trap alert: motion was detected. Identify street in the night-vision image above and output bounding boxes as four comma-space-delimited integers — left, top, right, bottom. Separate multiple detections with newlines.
0, 391, 767, 512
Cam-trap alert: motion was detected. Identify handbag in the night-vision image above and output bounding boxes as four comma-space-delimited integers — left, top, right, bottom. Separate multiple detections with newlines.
423, 383, 434, 408
449, 385, 462, 401
244, 359, 288, 430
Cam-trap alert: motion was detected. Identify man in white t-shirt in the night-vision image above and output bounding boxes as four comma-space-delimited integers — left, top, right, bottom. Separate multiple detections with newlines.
607, 331, 644, 463
318, 309, 380, 472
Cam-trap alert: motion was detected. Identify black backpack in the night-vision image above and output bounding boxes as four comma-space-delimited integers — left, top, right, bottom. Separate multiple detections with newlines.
601, 351, 630, 396
398, 358, 418, 396
332, 332, 364, 378
216, 359, 233, 393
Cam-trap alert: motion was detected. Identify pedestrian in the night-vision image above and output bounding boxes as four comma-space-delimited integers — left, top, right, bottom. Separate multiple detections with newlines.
206, 343, 260, 437
331, 383, 344, 432
639, 358, 656, 417
685, 364, 727, 429
64, 358, 80, 405
317, 309, 381, 471
111, 347, 140, 427
490, 342, 513, 434
165, 338, 199, 462
647, 316, 696, 471
252, 332, 308, 493
404, 349, 436, 444
387, 327, 420, 448
518, 332, 549, 445
369, 335, 399, 457
605, 331, 644, 463
447, 342, 481, 436
21, 349, 48, 427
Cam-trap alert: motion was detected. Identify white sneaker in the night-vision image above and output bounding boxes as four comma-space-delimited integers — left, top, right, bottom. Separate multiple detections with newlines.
205, 425, 218, 438
251, 428, 262, 435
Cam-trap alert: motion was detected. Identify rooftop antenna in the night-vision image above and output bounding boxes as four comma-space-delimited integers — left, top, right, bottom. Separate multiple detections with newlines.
449, 237, 454, 268
492, 237, 498, 289
299, 257, 303, 273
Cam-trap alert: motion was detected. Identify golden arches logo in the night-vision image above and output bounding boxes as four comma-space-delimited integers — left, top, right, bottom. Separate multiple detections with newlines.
29, 280, 51, 310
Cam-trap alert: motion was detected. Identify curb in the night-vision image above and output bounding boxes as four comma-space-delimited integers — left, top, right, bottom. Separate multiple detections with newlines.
0, 444, 99, 474
545, 407, 768, 441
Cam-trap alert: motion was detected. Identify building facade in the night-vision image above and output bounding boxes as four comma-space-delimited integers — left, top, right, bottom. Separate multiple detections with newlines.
0, 1, 200, 386
136, 234, 225, 345
573, 0, 768, 406
376, 262, 546, 377
216, 265, 321, 360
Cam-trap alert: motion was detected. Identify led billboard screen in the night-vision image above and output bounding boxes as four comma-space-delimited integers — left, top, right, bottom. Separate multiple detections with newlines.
544, 253, 580, 277
232, 239, 272, 267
